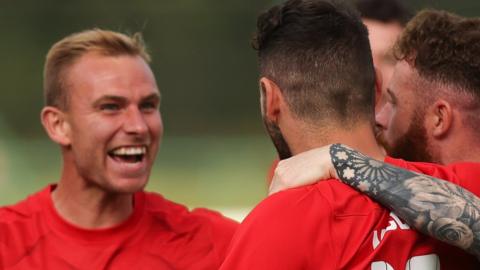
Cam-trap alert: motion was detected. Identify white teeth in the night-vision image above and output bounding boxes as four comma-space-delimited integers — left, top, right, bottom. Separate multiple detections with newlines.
111, 146, 146, 156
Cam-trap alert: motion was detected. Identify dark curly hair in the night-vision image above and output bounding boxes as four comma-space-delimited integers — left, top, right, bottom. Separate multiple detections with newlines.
253, 0, 375, 125
394, 10, 480, 99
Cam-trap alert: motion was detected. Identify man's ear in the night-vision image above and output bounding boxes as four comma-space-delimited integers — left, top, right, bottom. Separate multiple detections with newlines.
40, 107, 72, 146
428, 100, 453, 138
260, 77, 284, 123
374, 67, 384, 110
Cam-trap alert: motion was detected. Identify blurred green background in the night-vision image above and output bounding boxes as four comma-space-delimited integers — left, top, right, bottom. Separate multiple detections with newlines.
0, 0, 479, 219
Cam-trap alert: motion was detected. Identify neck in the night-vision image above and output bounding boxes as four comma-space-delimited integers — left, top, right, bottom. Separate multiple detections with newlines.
436, 133, 480, 165
443, 151, 480, 164
52, 162, 134, 229
284, 120, 385, 161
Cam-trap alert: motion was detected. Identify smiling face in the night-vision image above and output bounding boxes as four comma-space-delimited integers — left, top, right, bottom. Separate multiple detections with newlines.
61, 53, 162, 193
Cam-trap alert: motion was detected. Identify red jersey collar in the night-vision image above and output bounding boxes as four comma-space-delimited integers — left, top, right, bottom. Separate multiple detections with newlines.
40, 184, 146, 243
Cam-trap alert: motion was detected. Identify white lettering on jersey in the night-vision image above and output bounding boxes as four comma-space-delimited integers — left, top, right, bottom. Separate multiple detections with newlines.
373, 212, 410, 249
406, 254, 440, 270
371, 261, 394, 270
371, 254, 440, 270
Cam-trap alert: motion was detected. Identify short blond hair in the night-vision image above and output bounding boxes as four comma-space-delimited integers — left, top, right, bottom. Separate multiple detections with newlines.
44, 28, 151, 109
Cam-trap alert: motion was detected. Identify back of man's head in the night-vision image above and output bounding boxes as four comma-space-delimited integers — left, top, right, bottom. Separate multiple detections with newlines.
253, 0, 375, 127
44, 29, 150, 110
353, 0, 411, 25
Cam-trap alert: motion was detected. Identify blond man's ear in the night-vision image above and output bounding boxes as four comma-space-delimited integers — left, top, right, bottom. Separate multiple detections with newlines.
40, 106, 71, 146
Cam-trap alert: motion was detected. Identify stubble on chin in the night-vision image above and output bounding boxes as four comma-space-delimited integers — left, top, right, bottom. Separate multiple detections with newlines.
377, 112, 436, 163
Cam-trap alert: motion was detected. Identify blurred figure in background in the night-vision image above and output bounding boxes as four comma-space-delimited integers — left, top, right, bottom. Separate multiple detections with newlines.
353, 0, 411, 111
0, 29, 237, 269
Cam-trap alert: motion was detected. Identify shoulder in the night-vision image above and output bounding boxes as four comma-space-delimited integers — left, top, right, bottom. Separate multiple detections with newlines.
385, 156, 424, 172
385, 156, 454, 176
0, 188, 47, 224
221, 181, 343, 269
447, 162, 480, 196
142, 191, 238, 256
386, 157, 480, 195
0, 188, 49, 264
241, 179, 376, 231
234, 182, 336, 245
247, 182, 333, 220
143, 191, 237, 229
449, 162, 480, 175
227, 179, 383, 259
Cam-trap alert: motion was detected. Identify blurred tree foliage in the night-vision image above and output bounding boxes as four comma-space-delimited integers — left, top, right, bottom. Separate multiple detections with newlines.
406, 0, 480, 16
0, 0, 271, 138
0, 0, 478, 138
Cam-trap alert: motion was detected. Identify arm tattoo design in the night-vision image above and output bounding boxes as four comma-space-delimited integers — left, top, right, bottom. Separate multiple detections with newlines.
329, 143, 480, 259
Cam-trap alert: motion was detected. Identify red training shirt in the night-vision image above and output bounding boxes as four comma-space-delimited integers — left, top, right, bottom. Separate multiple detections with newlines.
0, 185, 238, 270
220, 157, 480, 270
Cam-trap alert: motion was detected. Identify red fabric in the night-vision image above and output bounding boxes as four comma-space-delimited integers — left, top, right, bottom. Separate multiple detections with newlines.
0, 185, 238, 270
221, 158, 480, 270
385, 157, 480, 196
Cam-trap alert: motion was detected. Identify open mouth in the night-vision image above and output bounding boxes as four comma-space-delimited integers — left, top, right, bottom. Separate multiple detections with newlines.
108, 146, 147, 163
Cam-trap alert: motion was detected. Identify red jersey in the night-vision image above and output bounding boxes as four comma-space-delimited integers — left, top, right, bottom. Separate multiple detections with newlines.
0, 185, 238, 270
221, 158, 480, 270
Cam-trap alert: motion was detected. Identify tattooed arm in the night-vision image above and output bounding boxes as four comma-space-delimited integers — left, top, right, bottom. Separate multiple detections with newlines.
330, 144, 480, 259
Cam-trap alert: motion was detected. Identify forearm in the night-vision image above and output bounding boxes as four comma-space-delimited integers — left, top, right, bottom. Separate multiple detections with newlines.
330, 144, 480, 258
